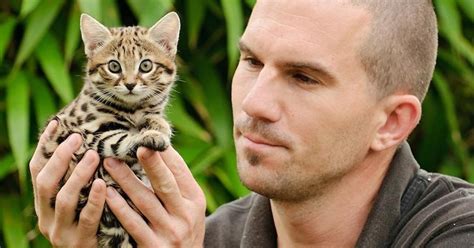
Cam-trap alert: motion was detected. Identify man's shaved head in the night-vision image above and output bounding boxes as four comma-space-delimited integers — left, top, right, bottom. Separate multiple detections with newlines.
352, 0, 438, 100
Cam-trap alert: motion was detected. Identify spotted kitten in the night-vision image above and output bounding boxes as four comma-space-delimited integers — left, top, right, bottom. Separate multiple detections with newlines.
40, 12, 180, 247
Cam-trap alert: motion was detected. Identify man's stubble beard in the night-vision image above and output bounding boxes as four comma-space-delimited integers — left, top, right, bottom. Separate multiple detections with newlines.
237, 147, 351, 204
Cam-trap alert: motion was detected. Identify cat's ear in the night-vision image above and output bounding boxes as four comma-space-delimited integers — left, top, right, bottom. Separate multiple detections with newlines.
148, 12, 180, 58
80, 14, 111, 57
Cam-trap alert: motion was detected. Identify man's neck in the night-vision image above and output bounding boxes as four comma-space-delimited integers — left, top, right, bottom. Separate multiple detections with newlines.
271, 149, 396, 248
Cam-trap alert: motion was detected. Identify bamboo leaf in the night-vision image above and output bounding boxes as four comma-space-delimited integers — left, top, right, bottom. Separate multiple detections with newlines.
186, 0, 206, 48
0, 16, 16, 65
415, 91, 449, 171
19, 0, 41, 18
436, 0, 461, 36
126, 0, 174, 27
167, 95, 210, 142
433, 72, 471, 177
245, 0, 256, 7
65, 3, 81, 65
0, 154, 16, 181
0, 195, 29, 248
192, 55, 233, 148
6, 71, 30, 190
220, 0, 243, 72
190, 146, 224, 175
458, 0, 474, 21
197, 176, 218, 212
14, 0, 65, 67
436, 0, 474, 64
438, 49, 474, 91
31, 76, 57, 127
101, 0, 121, 26
35, 33, 75, 104
78, 0, 102, 20
173, 132, 212, 160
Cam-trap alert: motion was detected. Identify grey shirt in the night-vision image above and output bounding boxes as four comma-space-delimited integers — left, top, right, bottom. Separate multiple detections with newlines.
204, 143, 474, 247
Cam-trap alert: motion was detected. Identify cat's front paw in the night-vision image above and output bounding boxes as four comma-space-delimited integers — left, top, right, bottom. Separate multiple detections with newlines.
137, 130, 170, 152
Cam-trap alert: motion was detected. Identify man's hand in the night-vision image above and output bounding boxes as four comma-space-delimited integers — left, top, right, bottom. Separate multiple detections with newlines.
30, 121, 106, 247
104, 146, 207, 247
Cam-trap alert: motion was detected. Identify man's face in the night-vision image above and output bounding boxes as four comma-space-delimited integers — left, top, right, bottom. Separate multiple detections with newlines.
232, 0, 380, 202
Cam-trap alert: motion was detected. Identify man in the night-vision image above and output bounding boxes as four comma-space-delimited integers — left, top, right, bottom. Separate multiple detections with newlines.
30, 0, 474, 247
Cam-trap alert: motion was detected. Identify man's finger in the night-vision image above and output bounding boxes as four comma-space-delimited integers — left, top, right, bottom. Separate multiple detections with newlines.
55, 150, 100, 227
35, 133, 82, 217
137, 147, 186, 212
104, 158, 170, 226
77, 179, 106, 240
105, 187, 156, 247
30, 120, 58, 183
154, 146, 204, 202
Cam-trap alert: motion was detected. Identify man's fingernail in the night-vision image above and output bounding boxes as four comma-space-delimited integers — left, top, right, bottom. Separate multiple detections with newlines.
46, 120, 58, 133
139, 147, 153, 160
67, 134, 81, 147
82, 150, 95, 164
106, 187, 116, 197
106, 158, 121, 168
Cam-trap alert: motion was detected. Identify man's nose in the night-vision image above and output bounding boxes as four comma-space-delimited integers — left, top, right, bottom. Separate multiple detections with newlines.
241, 67, 281, 122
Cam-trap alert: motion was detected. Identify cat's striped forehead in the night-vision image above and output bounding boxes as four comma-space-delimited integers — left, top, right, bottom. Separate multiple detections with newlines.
110, 26, 148, 37
92, 25, 173, 66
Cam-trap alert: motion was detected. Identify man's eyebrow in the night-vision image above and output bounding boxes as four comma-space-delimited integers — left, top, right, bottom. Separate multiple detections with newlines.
284, 62, 336, 83
238, 40, 256, 57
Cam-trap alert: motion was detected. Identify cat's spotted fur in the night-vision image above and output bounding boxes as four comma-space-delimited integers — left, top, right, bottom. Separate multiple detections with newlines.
40, 12, 180, 248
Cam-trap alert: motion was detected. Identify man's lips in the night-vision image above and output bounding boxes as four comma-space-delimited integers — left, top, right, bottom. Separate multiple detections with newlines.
241, 132, 285, 148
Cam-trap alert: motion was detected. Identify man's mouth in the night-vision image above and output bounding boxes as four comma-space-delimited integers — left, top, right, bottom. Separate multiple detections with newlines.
242, 132, 281, 147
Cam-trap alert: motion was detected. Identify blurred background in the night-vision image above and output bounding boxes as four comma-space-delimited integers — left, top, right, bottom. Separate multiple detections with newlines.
0, 0, 472, 247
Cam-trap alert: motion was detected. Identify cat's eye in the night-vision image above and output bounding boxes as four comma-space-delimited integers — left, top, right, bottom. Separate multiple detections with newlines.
139, 59, 153, 73
108, 60, 121, 73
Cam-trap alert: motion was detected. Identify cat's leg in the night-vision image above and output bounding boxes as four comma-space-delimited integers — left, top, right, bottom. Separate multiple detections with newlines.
95, 118, 171, 161
137, 115, 172, 151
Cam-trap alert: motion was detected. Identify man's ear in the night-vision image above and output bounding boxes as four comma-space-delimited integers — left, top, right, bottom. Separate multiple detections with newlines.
371, 95, 421, 151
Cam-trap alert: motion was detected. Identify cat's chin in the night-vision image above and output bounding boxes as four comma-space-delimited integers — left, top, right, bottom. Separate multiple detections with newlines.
115, 94, 144, 106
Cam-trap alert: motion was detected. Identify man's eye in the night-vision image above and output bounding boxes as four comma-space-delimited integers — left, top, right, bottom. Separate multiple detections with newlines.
243, 57, 263, 68
292, 73, 319, 85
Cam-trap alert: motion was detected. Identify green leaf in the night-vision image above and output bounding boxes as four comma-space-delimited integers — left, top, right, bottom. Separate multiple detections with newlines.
0, 16, 16, 65
0, 154, 16, 181
192, 55, 233, 148
65, 3, 81, 65
436, 0, 461, 36
31, 76, 57, 127
0, 195, 29, 248
458, 0, 474, 21
14, 0, 65, 68
415, 91, 449, 171
190, 146, 224, 175
168, 96, 210, 142
436, 0, 474, 64
78, 0, 102, 21
126, 0, 174, 27
433, 72, 471, 177
220, 0, 244, 73
20, 0, 41, 18
245, 0, 256, 7
186, 0, 206, 48
101, 0, 121, 26
6, 71, 30, 190
35, 33, 75, 104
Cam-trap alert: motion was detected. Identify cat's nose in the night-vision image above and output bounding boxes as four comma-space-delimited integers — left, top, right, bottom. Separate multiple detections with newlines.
125, 83, 136, 91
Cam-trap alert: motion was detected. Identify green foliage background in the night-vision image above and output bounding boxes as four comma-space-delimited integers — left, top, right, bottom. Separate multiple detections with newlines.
0, 0, 472, 247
